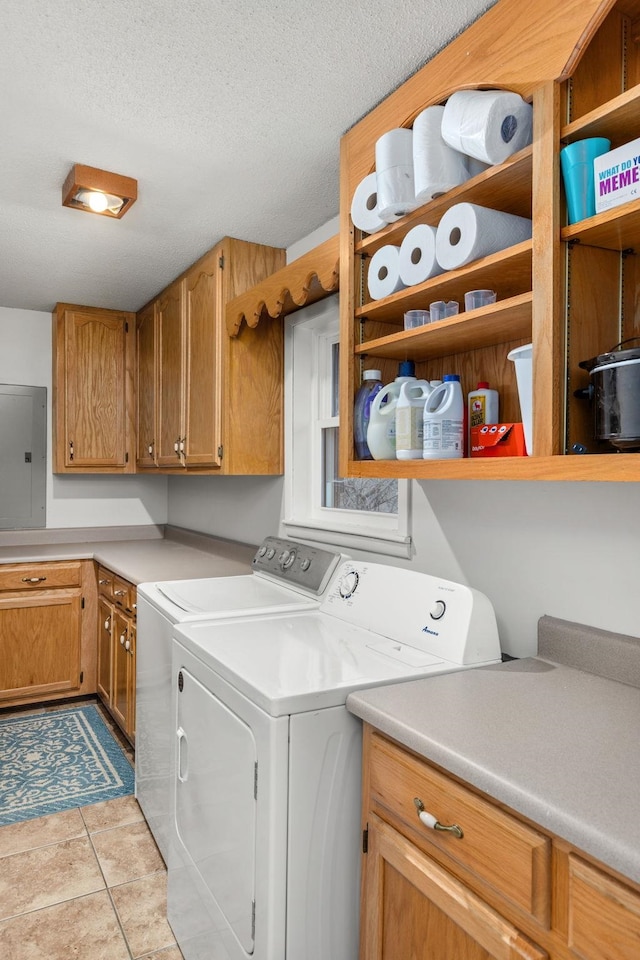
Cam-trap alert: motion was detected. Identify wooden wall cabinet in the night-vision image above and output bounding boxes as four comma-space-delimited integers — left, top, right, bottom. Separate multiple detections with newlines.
136, 237, 286, 474
359, 727, 640, 960
339, 0, 640, 481
0, 561, 96, 707
53, 303, 136, 473
96, 565, 136, 743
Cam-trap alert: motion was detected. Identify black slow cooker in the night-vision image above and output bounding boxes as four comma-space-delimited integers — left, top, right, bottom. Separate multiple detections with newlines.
577, 341, 640, 451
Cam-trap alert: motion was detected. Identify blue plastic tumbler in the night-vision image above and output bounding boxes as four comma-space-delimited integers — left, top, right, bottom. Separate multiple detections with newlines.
560, 138, 611, 224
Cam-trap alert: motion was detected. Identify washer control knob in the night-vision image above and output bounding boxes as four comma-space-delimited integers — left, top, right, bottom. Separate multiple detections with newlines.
339, 570, 359, 599
257, 546, 267, 558
300, 558, 311, 572
266, 548, 276, 560
283, 549, 296, 570
430, 600, 446, 620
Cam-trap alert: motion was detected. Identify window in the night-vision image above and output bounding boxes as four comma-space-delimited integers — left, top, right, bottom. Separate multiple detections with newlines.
283, 295, 411, 557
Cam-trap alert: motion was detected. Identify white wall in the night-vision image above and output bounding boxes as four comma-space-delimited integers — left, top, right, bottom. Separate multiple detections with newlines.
0, 306, 168, 529
167, 219, 640, 660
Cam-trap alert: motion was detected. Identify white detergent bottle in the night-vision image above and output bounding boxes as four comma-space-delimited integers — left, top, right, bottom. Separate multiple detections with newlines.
367, 361, 416, 460
396, 380, 434, 459
423, 374, 464, 459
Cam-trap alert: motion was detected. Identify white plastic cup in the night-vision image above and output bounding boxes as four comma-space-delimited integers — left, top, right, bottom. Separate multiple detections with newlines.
429, 300, 459, 322
464, 289, 497, 310
404, 309, 430, 329
507, 343, 533, 455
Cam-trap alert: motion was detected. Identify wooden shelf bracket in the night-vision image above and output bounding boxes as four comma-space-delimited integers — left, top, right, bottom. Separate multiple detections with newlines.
226, 234, 339, 336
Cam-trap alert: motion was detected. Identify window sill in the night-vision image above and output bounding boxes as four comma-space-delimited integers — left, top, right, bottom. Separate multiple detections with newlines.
282, 518, 412, 559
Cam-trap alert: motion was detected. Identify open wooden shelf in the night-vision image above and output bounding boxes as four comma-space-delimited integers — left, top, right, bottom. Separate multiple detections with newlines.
561, 197, 640, 252
561, 83, 640, 148
355, 147, 533, 258
356, 293, 532, 362
357, 241, 532, 325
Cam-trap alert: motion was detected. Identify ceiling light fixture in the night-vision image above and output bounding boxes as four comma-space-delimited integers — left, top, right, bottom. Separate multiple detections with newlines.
62, 164, 137, 219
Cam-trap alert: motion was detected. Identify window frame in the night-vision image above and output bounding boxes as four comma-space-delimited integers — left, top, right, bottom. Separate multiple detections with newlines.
283, 295, 412, 558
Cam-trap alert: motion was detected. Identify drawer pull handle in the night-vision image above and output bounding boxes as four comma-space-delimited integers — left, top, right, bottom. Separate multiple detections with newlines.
114, 589, 127, 597
21, 576, 47, 583
413, 798, 463, 839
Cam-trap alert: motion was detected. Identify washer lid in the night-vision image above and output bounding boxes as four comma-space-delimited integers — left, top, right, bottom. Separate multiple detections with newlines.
138, 573, 318, 621
174, 611, 460, 717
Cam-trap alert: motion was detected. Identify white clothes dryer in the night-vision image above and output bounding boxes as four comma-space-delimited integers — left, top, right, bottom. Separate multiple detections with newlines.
135, 536, 343, 861
168, 559, 502, 960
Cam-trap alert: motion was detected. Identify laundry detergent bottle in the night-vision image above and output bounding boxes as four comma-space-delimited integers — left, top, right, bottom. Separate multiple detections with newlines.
423, 374, 464, 459
395, 379, 435, 459
366, 361, 416, 460
354, 369, 384, 459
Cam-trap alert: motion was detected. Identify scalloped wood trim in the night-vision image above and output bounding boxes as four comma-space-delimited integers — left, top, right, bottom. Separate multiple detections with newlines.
226, 234, 339, 336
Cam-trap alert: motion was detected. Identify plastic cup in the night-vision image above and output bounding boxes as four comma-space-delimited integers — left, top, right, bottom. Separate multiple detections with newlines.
404, 309, 430, 329
464, 289, 497, 310
429, 300, 459, 322
560, 137, 611, 224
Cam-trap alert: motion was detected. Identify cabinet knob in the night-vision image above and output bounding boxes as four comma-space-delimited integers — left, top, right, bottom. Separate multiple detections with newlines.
148, 441, 154, 456
104, 618, 111, 630
21, 576, 47, 583
174, 438, 180, 456
124, 639, 131, 651
413, 798, 463, 839
120, 631, 127, 645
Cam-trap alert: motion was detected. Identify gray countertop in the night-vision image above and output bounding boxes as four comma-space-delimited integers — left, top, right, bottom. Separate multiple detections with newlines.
0, 525, 257, 584
347, 652, 640, 885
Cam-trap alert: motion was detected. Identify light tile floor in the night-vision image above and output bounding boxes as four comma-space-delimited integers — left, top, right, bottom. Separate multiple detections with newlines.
0, 699, 183, 960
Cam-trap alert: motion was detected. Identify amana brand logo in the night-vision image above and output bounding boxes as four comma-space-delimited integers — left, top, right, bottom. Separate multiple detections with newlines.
422, 626, 440, 636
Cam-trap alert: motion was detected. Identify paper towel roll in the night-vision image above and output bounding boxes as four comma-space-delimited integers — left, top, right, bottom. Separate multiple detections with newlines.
375, 128, 418, 221
398, 224, 443, 286
413, 106, 470, 203
350, 173, 387, 234
435, 202, 532, 270
367, 245, 406, 300
441, 90, 533, 165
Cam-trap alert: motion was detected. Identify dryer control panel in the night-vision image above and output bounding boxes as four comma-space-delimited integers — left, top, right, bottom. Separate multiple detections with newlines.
252, 537, 343, 597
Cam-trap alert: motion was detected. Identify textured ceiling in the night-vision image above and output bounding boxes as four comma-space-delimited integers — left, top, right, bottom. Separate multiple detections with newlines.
0, 0, 494, 313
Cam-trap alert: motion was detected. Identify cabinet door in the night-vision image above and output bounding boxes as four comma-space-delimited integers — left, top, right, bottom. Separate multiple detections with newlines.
136, 301, 158, 468
111, 610, 132, 733
54, 305, 134, 471
183, 249, 222, 468
361, 814, 547, 960
157, 279, 186, 467
97, 597, 114, 704
0, 591, 82, 702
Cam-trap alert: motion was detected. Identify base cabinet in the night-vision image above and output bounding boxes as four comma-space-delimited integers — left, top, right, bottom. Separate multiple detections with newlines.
360, 727, 640, 960
0, 561, 95, 707
96, 565, 136, 743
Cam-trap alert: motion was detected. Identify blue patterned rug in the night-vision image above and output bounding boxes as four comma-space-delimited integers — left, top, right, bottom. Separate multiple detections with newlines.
0, 704, 134, 826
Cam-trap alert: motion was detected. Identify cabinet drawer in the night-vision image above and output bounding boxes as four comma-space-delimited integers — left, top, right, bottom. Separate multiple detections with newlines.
112, 575, 136, 617
0, 562, 82, 592
97, 565, 114, 599
568, 855, 640, 960
369, 732, 551, 925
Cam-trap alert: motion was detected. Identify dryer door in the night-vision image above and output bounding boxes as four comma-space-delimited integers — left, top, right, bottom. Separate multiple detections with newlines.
175, 665, 257, 954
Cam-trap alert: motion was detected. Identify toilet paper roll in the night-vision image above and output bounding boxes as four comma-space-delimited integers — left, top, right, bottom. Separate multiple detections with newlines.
465, 156, 491, 178
441, 90, 533, 165
413, 106, 470, 203
350, 173, 387, 234
435, 202, 532, 271
398, 224, 443, 286
367, 245, 406, 300
375, 128, 418, 221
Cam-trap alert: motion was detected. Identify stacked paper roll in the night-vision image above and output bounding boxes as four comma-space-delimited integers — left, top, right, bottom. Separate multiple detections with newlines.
398, 224, 443, 286
413, 106, 470, 203
435, 203, 532, 271
375, 129, 418, 221
465, 156, 491, 178
367, 245, 406, 300
441, 90, 533, 165
350, 173, 387, 235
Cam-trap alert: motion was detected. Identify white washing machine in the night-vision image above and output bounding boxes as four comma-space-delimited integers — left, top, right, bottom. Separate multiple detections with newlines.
135, 536, 343, 861
168, 560, 502, 960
